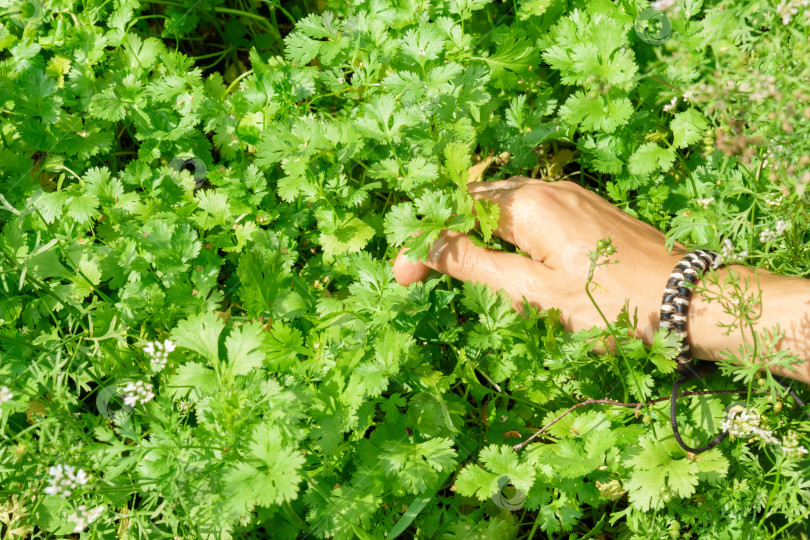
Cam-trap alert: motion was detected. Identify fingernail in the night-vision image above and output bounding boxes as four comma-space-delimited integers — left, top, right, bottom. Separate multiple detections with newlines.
468, 181, 499, 192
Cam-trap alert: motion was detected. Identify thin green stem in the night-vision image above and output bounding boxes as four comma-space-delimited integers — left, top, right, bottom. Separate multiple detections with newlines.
223, 69, 253, 98
584, 258, 635, 401
754, 461, 783, 539
213, 6, 278, 37
265, 0, 295, 26
191, 47, 235, 60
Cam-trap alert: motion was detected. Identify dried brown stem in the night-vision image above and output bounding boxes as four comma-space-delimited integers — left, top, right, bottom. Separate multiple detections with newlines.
512, 389, 749, 452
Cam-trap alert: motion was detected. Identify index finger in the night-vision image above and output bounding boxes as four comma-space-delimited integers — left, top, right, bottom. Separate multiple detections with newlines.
393, 231, 551, 310
468, 180, 550, 262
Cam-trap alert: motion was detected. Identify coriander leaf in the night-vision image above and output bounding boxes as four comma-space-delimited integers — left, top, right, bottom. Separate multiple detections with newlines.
284, 32, 320, 64
33, 190, 68, 224
671, 108, 709, 149
627, 142, 676, 176
223, 426, 305, 514
171, 311, 225, 364
559, 91, 634, 133
236, 249, 292, 318
624, 468, 663, 511
316, 208, 375, 261
225, 322, 266, 376
167, 362, 219, 400
448, 0, 491, 19
481, 37, 539, 83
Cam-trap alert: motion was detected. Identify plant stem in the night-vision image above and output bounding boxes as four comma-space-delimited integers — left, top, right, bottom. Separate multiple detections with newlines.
223, 69, 254, 97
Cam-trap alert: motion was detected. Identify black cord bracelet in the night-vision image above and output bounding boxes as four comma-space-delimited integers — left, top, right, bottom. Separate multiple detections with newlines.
659, 250, 810, 455
659, 250, 726, 454
660, 251, 810, 455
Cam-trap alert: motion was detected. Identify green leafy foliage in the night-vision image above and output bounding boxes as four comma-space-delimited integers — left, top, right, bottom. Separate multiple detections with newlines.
1, 0, 810, 538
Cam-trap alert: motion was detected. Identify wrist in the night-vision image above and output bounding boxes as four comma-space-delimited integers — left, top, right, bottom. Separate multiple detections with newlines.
688, 265, 810, 384
687, 264, 749, 361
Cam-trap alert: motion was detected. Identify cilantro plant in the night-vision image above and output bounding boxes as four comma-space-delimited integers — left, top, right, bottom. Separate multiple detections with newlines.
1, 0, 809, 538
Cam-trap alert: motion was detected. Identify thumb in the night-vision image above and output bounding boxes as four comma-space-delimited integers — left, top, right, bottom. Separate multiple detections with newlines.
393, 231, 549, 308
393, 246, 432, 286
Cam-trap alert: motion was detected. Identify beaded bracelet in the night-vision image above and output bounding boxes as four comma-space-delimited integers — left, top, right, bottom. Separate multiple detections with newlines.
659, 249, 724, 454
658, 249, 723, 372
660, 250, 810, 455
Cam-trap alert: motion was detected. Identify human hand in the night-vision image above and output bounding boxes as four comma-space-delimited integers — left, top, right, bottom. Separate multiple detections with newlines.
392, 177, 810, 385
393, 177, 685, 347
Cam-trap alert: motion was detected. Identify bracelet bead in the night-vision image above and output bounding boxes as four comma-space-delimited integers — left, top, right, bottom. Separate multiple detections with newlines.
659, 250, 722, 370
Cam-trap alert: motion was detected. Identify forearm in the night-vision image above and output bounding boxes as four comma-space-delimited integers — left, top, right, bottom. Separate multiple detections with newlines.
688, 265, 810, 385
394, 179, 810, 387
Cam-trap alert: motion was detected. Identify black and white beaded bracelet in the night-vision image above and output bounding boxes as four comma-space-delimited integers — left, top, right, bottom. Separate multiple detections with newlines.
658, 249, 723, 372
660, 249, 728, 454
660, 250, 810, 455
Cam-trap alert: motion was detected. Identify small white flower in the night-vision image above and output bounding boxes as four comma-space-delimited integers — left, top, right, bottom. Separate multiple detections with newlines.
74, 469, 89, 485
776, 0, 803, 25
760, 221, 788, 243
68, 505, 105, 533
417, 48, 425, 57
663, 96, 678, 112
781, 430, 809, 458
0, 386, 12, 405
143, 339, 175, 372
43, 464, 90, 498
759, 228, 775, 243
721, 407, 779, 445
123, 393, 136, 408
767, 195, 783, 206
651, 0, 678, 11
719, 238, 748, 264
178, 400, 193, 413
695, 196, 714, 208
122, 381, 155, 408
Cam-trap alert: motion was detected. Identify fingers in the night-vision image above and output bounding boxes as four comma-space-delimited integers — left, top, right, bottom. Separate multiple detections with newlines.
393, 176, 555, 295
393, 247, 433, 285
467, 187, 524, 247
467, 182, 550, 261
467, 176, 543, 193
393, 231, 548, 307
